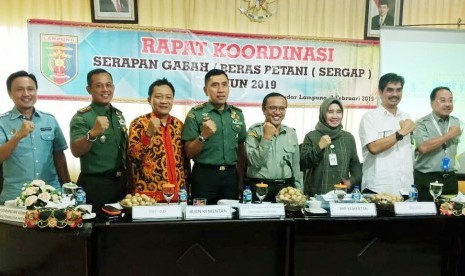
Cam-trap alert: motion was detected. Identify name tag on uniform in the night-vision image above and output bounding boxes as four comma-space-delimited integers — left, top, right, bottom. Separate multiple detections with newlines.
329, 153, 338, 166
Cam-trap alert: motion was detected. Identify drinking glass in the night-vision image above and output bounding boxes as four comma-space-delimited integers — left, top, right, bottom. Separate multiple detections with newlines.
255, 183, 269, 204
334, 184, 347, 203
429, 182, 443, 203
62, 182, 78, 199
162, 184, 175, 205
193, 198, 207, 205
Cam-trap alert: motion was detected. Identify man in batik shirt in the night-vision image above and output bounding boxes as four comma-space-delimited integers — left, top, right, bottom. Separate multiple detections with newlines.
128, 78, 189, 202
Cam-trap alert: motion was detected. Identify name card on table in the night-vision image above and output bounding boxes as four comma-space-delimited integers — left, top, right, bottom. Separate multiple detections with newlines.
185, 205, 232, 220
0, 206, 27, 224
238, 203, 285, 219
394, 202, 437, 216
330, 203, 377, 217
132, 205, 183, 221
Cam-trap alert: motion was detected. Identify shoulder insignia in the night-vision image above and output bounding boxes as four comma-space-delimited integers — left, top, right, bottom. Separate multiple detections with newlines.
192, 103, 206, 110
247, 130, 258, 138
78, 106, 91, 114
187, 112, 195, 119
230, 105, 243, 112
113, 106, 123, 114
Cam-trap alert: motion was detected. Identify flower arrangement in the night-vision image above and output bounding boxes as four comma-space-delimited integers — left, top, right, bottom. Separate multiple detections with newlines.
16, 179, 62, 209
13, 180, 84, 229
23, 207, 83, 228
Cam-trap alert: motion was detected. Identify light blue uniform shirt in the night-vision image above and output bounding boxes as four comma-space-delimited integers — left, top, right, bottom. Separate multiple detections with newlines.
0, 107, 68, 203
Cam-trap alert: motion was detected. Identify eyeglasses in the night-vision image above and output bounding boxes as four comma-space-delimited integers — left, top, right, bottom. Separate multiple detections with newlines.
266, 106, 287, 112
92, 83, 114, 89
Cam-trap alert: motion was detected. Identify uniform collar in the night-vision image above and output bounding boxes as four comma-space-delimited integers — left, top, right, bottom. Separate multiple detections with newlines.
257, 123, 287, 135
379, 104, 401, 117
431, 112, 449, 123
91, 102, 113, 115
277, 124, 287, 135
11, 106, 40, 120
205, 101, 230, 112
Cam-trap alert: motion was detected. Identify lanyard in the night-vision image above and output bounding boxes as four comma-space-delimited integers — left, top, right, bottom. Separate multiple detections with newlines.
430, 114, 449, 155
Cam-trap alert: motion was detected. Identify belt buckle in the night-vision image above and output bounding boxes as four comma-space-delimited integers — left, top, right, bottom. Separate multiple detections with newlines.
116, 171, 122, 177
219, 166, 226, 171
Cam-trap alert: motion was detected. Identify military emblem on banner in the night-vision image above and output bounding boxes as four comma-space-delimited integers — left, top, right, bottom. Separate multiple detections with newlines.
239, 0, 277, 22
40, 34, 78, 86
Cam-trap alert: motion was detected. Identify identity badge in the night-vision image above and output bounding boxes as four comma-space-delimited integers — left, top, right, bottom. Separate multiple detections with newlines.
329, 153, 338, 166
441, 157, 450, 171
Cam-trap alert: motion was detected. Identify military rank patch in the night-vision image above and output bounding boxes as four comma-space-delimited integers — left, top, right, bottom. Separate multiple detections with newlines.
247, 130, 258, 137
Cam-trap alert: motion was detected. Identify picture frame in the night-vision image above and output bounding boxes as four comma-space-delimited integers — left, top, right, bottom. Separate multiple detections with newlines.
364, 0, 403, 40
91, 0, 138, 24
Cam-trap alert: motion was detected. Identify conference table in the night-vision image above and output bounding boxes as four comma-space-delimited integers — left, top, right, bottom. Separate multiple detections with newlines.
0, 221, 91, 275
0, 211, 463, 275
293, 215, 460, 276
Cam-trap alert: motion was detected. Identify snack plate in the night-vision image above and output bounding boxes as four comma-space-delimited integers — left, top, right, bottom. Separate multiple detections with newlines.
304, 207, 327, 214
83, 213, 96, 220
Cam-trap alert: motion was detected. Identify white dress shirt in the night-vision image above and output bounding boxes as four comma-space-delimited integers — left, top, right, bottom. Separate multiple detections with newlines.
359, 105, 414, 195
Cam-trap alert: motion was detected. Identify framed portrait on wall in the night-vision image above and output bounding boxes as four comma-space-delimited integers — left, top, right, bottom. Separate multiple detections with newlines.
91, 0, 138, 24
364, 0, 403, 40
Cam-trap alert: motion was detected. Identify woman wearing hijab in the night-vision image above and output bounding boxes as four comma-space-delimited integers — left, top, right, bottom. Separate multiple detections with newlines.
300, 97, 362, 195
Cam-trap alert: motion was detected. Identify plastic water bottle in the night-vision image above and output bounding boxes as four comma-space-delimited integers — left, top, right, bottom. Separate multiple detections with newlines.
408, 184, 418, 202
178, 185, 188, 205
352, 185, 361, 202
243, 186, 252, 204
75, 187, 86, 205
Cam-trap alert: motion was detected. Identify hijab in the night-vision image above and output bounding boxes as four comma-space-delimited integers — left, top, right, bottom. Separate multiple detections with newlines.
315, 97, 344, 139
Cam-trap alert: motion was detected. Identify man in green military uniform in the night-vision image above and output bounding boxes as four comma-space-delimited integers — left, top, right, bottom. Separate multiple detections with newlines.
182, 69, 246, 204
70, 68, 128, 209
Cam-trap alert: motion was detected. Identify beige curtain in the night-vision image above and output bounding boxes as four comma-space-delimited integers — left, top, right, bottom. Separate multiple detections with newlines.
1, 0, 464, 38
403, 0, 465, 28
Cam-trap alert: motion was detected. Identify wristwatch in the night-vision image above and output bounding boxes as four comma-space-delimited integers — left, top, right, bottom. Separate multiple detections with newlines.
198, 135, 206, 143
395, 131, 404, 141
86, 131, 97, 142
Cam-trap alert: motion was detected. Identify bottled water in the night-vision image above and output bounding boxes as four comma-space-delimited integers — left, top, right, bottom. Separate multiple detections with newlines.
243, 186, 252, 204
178, 185, 188, 205
75, 187, 86, 205
408, 184, 418, 202
352, 185, 361, 202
